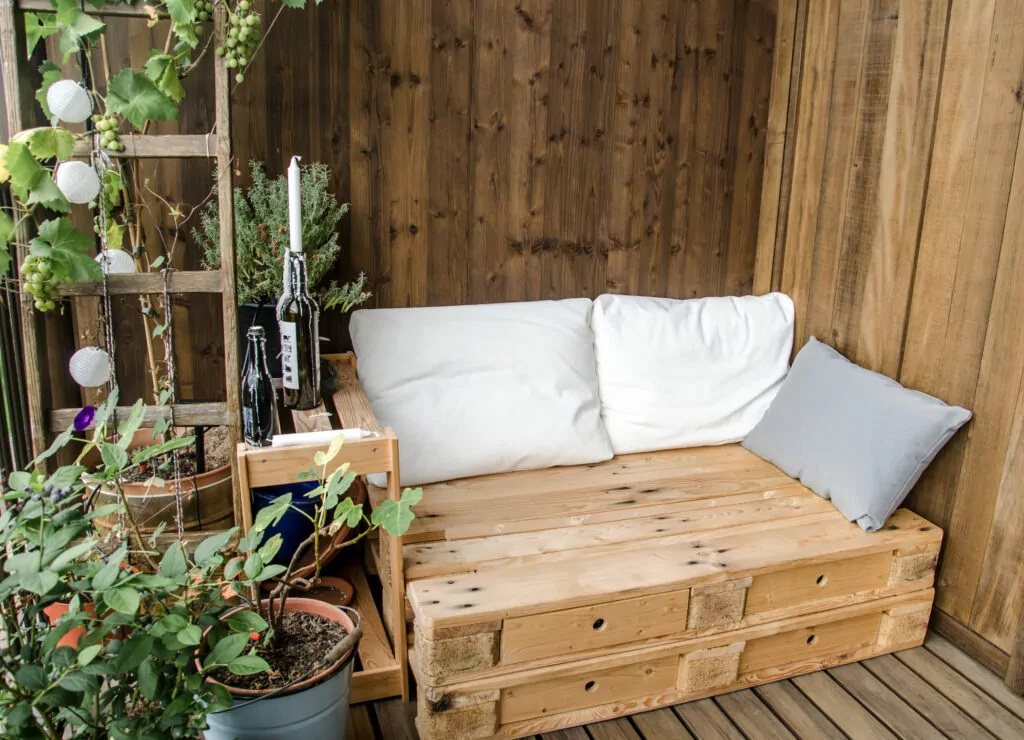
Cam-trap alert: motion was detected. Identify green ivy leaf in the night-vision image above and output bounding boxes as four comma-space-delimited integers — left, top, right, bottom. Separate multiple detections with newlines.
25, 12, 60, 56
143, 53, 186, 103
13, 126, 76, 162
35, 61, 63, 120
227, 655, 270, 676
105, 70, 178, 130
104, 585, 140, 615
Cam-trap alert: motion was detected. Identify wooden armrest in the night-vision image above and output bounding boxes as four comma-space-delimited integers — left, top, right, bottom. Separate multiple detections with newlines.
324, 352, 382, 433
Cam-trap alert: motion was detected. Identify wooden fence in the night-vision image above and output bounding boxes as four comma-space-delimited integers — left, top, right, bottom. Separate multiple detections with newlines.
759, 0, 1024, 689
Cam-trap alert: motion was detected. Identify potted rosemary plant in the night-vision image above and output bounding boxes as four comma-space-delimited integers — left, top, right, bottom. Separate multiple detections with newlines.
195, 161, 370, 376
201, 435, 420, 740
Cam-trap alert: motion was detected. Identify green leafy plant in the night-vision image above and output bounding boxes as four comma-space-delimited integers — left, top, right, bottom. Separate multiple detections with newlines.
0, 391, 287, 739
195, 160, 370, 310
238, 433, 419, 644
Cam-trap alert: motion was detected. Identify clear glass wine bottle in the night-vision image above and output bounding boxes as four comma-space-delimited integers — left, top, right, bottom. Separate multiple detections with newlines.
241, 326, 277, 446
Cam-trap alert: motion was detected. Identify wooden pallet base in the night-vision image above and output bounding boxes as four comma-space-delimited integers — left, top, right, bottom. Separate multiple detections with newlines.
413, 590, 933, 739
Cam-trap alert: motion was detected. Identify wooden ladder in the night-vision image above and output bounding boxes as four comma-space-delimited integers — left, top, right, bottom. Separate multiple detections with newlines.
0, 0, 243, 533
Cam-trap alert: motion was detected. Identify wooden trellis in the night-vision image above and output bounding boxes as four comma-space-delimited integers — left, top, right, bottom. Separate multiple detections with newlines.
0, 0, 242, 530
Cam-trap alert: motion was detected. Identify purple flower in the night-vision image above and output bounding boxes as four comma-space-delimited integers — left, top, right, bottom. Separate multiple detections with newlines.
73, 406, 96, 432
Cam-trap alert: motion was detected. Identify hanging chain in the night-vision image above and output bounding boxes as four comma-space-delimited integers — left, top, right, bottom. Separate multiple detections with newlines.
161, 267, 187, 541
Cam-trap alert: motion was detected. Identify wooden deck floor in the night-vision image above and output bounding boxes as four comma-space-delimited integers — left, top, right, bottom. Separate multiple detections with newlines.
346, 632, 1024, 739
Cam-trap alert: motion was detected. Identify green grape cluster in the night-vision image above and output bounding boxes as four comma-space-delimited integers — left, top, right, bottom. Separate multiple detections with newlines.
216, 0, 261, 85
21, 254, 67, 312
93, 113, 124, 152
195, 0, 213, 23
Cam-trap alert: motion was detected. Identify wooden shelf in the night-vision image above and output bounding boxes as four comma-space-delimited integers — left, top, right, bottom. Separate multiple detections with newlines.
58, 270, 222, 297
49, 401, 228, 432
18, 0, 167, 18
72, 134, 216, 159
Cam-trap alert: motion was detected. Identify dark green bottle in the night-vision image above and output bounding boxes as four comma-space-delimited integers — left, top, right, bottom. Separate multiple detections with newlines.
277, 250, 321, 410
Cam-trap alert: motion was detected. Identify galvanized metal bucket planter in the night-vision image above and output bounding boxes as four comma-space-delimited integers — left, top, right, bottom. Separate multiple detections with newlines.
203, 598, 361, 740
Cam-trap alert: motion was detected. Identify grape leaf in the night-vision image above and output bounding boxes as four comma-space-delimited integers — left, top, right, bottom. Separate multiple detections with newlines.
280, 0, 306, 7
35, 62, 63, 120
105, 70, 178, 129
5, 140, 45, 201
143, 54, 186, 103
0, 213, 13, 276
172, 20, 199, 49
25, 175, 71, 212
164, 0, 196, 26
14, 126, 76, 161
55, 5, 105, 62
33, 217, 101, 281
25, 12, 60, 56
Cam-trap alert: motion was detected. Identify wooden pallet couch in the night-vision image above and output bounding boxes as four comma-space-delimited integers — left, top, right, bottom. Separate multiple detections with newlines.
345, 295, 953, 739
367, 446, 940, 739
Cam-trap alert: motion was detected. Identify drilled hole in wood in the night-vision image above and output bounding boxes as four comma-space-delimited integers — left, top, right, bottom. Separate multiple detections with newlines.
585, 681, 598, 692
816, 574, 828, 586
806, 634, 818, 645
592, 618, 606, 631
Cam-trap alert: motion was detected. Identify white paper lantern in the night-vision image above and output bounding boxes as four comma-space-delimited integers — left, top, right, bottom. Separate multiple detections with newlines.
95, 249, 136, 275
69, 347, 111, 388
46, 80, 92, 124
55, 161, 101, 204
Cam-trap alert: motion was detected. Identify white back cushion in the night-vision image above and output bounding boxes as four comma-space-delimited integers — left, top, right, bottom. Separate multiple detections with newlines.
592, 293, 794, 455
350, 299, 613, 486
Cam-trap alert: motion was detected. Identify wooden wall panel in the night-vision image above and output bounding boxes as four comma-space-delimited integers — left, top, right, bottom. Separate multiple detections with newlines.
356, 0, 777, 306
767, 0, 1024, 678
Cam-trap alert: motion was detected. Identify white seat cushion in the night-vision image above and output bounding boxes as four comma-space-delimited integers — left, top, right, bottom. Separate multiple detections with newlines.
350, 299, 613, 486
592, 293, 795, 455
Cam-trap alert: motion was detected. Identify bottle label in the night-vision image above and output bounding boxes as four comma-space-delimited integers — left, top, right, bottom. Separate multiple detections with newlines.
280, 320, 299, 389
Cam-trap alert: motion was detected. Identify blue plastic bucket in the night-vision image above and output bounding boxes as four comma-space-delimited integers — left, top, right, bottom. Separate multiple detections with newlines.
251, 481, 320, 564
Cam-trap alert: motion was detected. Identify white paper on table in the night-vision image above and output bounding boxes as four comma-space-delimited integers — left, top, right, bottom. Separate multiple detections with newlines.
269, 428, 376, 449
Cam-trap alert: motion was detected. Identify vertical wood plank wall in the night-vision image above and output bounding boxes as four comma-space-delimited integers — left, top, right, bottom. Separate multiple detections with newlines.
352, 0, 777, 306
41, 0, 777, 405
760, 0, 1024, 684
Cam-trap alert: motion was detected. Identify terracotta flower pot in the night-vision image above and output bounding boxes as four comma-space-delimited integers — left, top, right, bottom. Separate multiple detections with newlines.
89, 430, 234, 534
42, 602, 95, 649
202, 598, 361, 740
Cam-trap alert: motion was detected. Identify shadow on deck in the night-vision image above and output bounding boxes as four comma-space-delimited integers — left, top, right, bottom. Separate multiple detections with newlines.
346, 632, 1024, 739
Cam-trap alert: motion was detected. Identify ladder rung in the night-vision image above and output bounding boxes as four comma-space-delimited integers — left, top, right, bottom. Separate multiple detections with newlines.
19, 0, 167, 18
59, 271, 223, 297
73, 134, 217, 159
49, 402, 229, 432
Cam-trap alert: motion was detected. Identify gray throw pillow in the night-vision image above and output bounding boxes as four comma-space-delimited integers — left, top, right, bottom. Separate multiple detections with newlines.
742, 337, 971, 531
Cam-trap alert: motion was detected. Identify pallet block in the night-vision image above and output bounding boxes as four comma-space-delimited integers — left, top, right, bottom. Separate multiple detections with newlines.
413, 591, 933, 740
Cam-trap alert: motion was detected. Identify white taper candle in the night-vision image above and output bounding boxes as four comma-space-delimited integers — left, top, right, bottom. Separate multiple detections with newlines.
288, 155, 302, 253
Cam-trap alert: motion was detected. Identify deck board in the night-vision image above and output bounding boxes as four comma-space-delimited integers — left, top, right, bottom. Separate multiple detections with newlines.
350, 632, 1020, 739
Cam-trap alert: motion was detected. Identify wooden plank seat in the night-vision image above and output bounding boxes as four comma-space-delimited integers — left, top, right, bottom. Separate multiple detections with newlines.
365, 444, 941, 739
